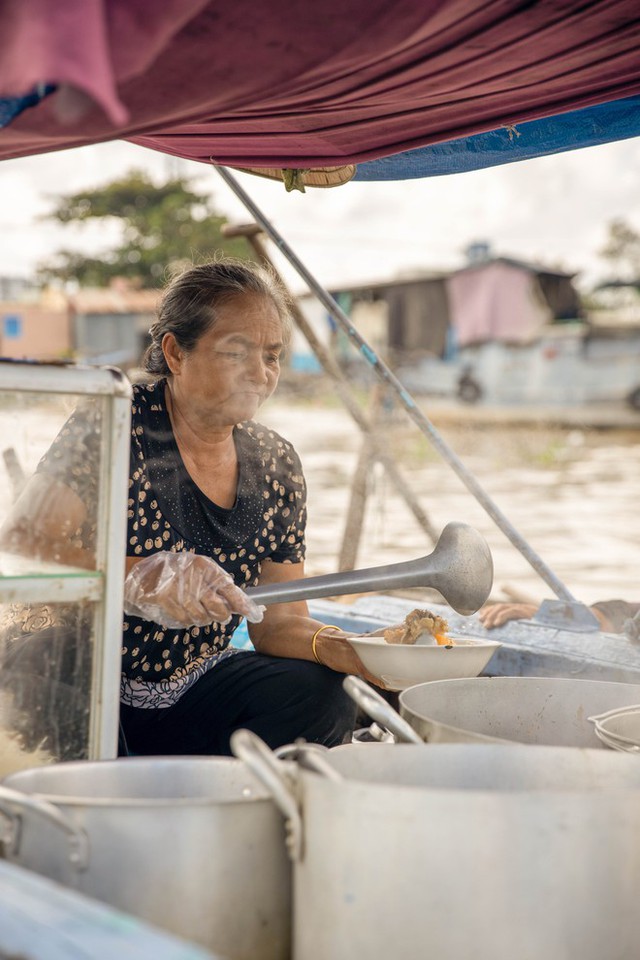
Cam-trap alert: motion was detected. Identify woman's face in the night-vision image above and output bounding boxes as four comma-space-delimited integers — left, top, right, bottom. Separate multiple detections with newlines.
165, 292, 285, 427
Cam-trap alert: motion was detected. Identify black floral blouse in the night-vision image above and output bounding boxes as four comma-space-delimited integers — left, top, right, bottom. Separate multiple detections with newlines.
29, 379, 307, 709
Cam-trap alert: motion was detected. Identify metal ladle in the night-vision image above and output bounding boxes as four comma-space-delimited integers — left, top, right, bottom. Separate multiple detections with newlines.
245, 521, 493, 616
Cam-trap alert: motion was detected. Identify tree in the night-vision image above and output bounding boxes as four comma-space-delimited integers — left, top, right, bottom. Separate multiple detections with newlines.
38, 170, 248, 287
599, 219, 640, 284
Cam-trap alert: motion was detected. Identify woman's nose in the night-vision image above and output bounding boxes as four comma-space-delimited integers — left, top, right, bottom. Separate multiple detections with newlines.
246, 354, 268, 381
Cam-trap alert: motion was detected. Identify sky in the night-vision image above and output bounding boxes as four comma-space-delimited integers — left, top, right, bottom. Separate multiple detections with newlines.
1, 134, 639, 294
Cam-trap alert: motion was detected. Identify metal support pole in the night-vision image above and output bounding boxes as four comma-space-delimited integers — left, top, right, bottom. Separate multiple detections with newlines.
214, 164, 585, 607
222, 222, 439, 550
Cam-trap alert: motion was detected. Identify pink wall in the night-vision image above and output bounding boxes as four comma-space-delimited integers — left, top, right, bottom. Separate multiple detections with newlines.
447, 262, 552, 346
0, 304, 72, 359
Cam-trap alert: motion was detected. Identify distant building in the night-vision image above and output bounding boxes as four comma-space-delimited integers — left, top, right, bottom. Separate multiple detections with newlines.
294, 256, 640, 407
0, 279, 159, 367
0, 286, 72, 360
447, 256, 582, 349
588, 279, 640, 327
0, 275, 39, 302
71, 281, 159, 367
295, 255, 582, 369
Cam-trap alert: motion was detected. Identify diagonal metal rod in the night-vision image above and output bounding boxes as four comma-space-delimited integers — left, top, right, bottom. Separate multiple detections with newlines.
214, 163, 576, 604
221, 222, 439, 550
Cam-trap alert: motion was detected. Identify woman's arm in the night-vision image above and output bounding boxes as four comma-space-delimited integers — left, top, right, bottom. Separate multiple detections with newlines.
0, 473, 96, 569
477, 599, 640, 633
476, 602, 538, 629
248, 558, 381, 683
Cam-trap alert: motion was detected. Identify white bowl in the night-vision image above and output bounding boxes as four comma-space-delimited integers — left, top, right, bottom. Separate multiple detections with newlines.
346, 635, 502, 691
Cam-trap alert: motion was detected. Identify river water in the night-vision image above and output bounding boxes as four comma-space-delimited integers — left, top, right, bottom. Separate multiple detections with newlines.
2, 390, 637, 607
263, 393, 640, 608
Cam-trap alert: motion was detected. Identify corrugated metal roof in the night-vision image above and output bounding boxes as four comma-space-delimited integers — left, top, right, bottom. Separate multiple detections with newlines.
70, 287, 159, 315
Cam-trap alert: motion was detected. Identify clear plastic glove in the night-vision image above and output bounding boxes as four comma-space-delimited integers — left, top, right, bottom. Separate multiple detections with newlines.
123, 552, 265, 629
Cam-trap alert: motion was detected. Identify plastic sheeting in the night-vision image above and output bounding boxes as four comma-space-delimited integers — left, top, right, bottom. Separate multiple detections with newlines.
354, 97, 640, 180
0, 0, 639, 172
448, 263, 551, 346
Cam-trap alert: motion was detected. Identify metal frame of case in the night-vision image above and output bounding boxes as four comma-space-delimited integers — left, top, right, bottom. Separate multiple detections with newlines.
0, 362, 132, 760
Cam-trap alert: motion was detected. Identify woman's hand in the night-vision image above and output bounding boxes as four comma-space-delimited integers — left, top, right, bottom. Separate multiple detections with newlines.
311, 626, 388, 688
123, 552, 265, 629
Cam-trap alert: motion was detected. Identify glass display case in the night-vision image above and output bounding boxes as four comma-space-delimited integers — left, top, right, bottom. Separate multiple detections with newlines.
0, 361, 131, 773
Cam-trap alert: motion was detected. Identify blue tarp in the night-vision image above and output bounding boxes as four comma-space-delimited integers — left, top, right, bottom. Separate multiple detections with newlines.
355, 97, 640, 180
0, 85, 55, 130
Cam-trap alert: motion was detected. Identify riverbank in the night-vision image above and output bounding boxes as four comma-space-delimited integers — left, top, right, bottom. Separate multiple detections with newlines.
416, 397, 640, 431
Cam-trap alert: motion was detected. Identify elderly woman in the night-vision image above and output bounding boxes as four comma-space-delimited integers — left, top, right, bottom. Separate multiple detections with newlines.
1, 259, 374, 756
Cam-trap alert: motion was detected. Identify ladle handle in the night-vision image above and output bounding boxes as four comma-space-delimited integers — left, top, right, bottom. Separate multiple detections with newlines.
245, 554, 433, 605
245, 521, 493, 615
343, 676, 423, 744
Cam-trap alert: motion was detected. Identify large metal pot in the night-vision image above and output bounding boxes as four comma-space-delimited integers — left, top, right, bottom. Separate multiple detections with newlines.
0, 757, 291, 960
233, 730, 640, 960
398, 676, 640, 745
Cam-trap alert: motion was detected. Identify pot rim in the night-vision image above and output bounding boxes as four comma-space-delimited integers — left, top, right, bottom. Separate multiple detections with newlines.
2, 755, 277, 806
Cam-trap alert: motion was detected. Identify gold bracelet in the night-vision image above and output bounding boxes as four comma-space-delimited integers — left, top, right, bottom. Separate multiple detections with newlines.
311, 624, 341, 665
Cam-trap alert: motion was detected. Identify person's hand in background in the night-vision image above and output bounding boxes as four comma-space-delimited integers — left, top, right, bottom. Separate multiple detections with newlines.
478, 600, 617, 632
477, 602, 538, 629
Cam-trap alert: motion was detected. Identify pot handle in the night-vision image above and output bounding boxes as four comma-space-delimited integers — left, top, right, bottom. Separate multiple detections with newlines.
274, 742, 343, 780
343, 675, 424, 744
0, 785, 90, 872
230, 729, 305, 862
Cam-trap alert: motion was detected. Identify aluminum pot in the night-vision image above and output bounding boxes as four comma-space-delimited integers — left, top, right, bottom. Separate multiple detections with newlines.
0, 757, 291, 960
233, 730, 640, 960
398, 676, 640, 746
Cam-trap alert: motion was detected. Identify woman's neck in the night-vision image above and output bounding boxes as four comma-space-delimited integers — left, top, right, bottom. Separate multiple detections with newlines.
164, 383, 238, 506
165, 381, 231, 448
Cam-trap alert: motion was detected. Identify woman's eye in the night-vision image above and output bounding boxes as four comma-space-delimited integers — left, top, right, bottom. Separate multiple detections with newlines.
218, 350, 247, 361
266, 354, 281, 366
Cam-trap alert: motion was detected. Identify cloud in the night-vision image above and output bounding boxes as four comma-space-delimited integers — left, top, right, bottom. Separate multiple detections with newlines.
0, 136, 639, 291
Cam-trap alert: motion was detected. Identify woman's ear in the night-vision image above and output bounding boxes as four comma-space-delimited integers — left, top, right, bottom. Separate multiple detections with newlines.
162, 333, 182, 375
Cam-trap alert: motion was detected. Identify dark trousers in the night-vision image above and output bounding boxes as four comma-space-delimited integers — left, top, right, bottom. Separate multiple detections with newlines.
119, 651, 358, 757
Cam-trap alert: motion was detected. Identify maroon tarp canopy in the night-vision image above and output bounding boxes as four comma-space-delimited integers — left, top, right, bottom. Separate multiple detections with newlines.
1, 0, 640, 168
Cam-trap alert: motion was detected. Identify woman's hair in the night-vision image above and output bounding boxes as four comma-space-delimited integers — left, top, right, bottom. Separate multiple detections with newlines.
142, 258, 293, 376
